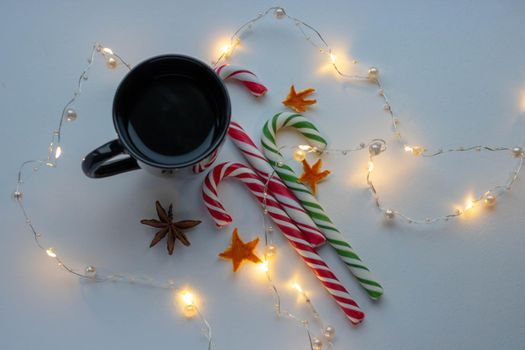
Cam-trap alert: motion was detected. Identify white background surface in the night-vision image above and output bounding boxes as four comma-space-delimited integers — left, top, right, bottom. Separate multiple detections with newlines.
1, 1, 525, 349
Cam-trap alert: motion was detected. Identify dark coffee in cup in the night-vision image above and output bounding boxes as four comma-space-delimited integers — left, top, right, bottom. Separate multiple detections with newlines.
82, 55, 230, 178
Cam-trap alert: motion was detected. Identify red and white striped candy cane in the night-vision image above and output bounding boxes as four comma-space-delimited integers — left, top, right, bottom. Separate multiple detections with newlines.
228, 121, 326, 248
202, 162, 365, 325
214, 64, 268, 97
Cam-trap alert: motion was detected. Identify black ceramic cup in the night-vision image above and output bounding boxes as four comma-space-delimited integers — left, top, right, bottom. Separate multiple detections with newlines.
82, 54, 230, 178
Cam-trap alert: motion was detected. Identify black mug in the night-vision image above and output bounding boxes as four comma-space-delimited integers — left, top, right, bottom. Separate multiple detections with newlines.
82, 54, 230, 178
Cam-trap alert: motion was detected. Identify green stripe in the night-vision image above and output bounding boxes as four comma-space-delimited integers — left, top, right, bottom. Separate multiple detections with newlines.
293, 188, 310, 194
328, 238, 354, 249
344, 262, 370, 270
308, 211, 332, 221
364, 289, 383, 299
277, 172, 300, 183
262, 125, 275, 145
302, 132, 327, 144
315, 222, 336, 231
333, 248, 361, 261
285, 186, 313, 196
261, 140, 281, 156
292, 120, 319, 131
272, 115, 278, 135
282, 113, 301, 127
356, 277, 383, 289
298, 200, 324, 211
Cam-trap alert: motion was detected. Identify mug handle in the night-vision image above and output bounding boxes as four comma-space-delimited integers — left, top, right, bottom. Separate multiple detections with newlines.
82, 139, 140, 178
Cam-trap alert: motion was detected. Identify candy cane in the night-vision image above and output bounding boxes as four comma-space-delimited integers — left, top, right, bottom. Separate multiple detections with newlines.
202, 162, 365, 325
227, 121, 326, 248
214, 64, 268, 97
261, 112, 384, 300
192, 148, 220, 174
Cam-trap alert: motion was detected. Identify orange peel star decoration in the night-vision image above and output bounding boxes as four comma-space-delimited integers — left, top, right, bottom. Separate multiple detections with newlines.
298, 159, 331, 195
282, 85, 317, 112
219, 228, 262, 272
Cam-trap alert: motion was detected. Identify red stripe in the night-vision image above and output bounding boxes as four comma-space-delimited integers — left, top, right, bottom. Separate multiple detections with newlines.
274, 200, 303, 212
202, 192, 227, 212
294, 222, 323, 234
215, 64, 227, 75
203, 175, 218, 196
240, 81, 268, 94
227, 126, 258, 148
205, 207, 232, 225
331, 293, 361, 309
225, 69, 257, 79
229, 121, 241, 128
242, 149, 267, 162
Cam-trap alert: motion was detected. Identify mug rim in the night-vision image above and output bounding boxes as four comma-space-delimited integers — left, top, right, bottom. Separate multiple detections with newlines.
112, 54, 231, 169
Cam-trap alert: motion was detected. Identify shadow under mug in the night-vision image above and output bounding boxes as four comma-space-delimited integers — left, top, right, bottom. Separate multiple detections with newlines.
82, 54, 230, 178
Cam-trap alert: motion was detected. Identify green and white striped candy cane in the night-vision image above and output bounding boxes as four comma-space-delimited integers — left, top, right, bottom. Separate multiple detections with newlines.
261, 112, 384, 300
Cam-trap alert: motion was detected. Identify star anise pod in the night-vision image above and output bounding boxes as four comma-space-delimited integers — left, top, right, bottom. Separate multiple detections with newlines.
140, 201, 201, 255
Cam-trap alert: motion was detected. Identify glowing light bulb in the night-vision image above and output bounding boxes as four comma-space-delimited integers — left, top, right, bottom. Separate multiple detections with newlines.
405, 145, 424, 156
181, 291, 194, 306
368, 161, 374, 172
292, 282, 303, 293
298, 144, 312, 151
54, 146, 62, 159
293, 149, 306, 162
221, 44, 232, 57
180, 290, 197, 317
46, 248, 56, 258
101, 47, 114, 55
259, 260, 269, 273
412, 146, 425, 156
465, 199, 474, 211
330, 53, 337, 63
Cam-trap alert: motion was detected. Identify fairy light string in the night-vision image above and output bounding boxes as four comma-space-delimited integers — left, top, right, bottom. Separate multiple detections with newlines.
213, 6, 524, 224
367, 143, 525, 224
10, 6, 525, 350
